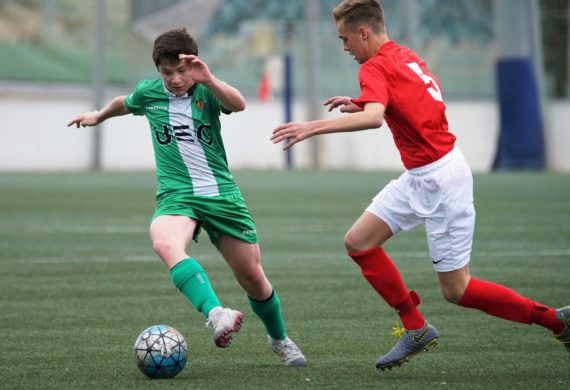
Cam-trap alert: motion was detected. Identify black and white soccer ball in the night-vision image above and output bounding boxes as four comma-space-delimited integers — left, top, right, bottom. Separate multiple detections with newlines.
133, 324, 188, 379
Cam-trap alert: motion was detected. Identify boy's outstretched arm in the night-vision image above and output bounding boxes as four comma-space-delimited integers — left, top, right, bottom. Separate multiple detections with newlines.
271, 102, 385, 151
67, 96, 130, 128
179, 54, 246, 113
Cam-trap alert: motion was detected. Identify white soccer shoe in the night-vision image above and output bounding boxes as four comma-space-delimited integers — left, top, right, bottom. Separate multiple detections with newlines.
268, 336, 307, 367
206, 307, 244, 348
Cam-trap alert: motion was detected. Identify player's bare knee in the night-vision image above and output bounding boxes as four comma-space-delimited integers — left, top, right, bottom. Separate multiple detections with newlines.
437, 267, 470, 304
240, 273, 271, 299
343, 231, 358, 252
344, 232, 372, 253
440, 287, 464, 304
152, 237, 177, 260
248, 278, 269, 296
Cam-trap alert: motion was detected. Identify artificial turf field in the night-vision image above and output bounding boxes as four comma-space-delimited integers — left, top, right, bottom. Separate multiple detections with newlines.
1, 170, 569, 389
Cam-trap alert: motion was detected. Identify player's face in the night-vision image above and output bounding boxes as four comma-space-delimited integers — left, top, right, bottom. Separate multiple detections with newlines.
158, 61, 195, 96
337, 21, 367, 64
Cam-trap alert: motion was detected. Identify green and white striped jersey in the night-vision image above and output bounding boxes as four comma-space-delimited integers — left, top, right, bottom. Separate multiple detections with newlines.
125, 79, 238, 198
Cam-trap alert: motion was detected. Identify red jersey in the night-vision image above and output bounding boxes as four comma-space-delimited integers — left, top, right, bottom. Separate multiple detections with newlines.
352, 41, 455, 169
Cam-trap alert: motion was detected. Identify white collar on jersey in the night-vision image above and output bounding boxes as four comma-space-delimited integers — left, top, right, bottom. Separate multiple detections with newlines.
162, 80, 196, 99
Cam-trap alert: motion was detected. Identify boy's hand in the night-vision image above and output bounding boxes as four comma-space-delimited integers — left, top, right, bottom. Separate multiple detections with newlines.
323, 96, 362, 113
271, 122, 313, 151
67, 111, 101, 128
179, 54, 213, 85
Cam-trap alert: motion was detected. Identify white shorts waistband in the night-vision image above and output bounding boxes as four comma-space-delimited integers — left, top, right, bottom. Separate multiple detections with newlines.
408, 145, 461, 176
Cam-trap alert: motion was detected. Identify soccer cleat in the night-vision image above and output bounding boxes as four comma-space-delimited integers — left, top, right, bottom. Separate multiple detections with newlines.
268, 336, 308, 367
375, 321, 439, 370
205, 307, 244, 348
555, 306, 570, 359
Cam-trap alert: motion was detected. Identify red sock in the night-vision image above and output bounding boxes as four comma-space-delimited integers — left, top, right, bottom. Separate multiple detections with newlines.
459, 278, 562, 333
394, 290, 425, 330
349, 247, 425, 330
530, 305, 563, 334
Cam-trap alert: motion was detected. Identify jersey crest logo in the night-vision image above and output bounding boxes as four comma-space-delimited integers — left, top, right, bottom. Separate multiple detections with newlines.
195, 99, 205, 111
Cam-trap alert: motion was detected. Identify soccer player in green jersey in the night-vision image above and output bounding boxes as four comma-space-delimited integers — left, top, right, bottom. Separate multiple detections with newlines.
67, 28, 306, 367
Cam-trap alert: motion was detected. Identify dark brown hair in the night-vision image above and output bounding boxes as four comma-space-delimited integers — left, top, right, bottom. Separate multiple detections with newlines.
152, 27, 198, 68
332, 0, 385, 34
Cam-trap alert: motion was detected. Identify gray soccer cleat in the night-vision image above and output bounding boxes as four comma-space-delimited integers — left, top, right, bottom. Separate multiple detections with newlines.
268, 336, 307, 367
375, 321, 439, 370
206, 307, 244, 348
555, 306, 570, 359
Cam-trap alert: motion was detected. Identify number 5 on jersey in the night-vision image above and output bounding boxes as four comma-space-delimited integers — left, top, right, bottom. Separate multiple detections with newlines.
407, 62, 443, 102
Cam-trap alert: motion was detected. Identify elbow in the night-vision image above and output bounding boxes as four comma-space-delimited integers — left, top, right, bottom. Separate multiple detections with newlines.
234, 100, 246, 112
229, 98, 246, 113
369, 115, 383, 129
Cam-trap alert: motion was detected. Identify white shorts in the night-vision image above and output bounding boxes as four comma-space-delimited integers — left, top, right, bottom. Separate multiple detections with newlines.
366, 146, 475, 272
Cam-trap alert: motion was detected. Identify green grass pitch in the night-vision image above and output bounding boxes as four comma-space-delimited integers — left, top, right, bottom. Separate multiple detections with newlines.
1, 170, 569, 389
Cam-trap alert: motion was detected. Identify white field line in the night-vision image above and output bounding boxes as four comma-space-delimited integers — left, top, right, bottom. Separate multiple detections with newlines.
3, 249, 570, 265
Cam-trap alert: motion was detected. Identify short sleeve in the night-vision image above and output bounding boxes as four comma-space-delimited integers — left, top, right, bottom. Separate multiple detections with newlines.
124, 81, 147, 116
196, 84, 227, 116
203, 82, 231, 115
351, 63, 389, 108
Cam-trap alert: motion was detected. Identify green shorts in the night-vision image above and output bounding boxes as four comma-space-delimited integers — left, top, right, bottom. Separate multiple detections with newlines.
151, 189, 258, 247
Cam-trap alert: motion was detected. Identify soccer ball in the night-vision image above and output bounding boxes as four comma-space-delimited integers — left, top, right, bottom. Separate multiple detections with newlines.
133, 324, 188, 379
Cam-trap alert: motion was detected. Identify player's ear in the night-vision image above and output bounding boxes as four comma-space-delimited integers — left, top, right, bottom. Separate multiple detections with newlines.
359, 25, 368, 40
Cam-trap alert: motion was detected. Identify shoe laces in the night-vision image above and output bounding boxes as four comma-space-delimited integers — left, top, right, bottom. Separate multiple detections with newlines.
555, 334, 570, 345
205, 317, 215, 329
273, 338, 300, 356
390, 324, 406, 339
205, 308, 225, 329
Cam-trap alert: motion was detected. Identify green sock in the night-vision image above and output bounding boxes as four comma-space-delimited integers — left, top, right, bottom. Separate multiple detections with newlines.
170, 258, 221, 318
248, 290, 287, 340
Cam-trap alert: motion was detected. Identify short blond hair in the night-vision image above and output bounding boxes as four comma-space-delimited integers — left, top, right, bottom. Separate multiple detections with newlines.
332, 0, 385, 34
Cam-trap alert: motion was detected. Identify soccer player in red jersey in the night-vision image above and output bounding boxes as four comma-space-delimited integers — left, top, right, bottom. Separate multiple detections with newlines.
271, 0, 570, 369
